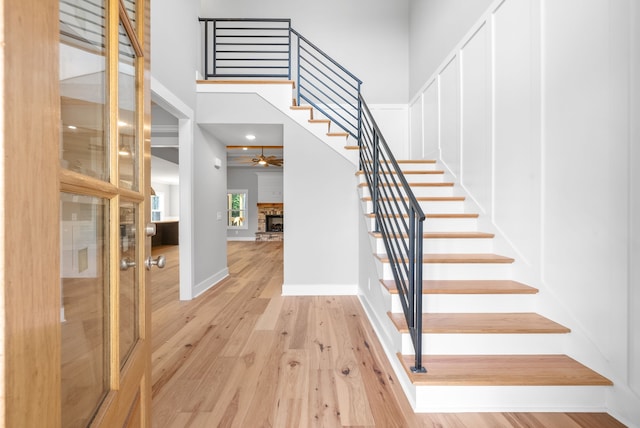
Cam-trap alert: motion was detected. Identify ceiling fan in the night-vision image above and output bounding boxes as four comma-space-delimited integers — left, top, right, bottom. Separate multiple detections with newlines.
238, 146, 283, 167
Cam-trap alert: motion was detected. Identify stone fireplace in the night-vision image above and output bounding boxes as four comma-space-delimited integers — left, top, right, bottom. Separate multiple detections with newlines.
256, 203, 283, 241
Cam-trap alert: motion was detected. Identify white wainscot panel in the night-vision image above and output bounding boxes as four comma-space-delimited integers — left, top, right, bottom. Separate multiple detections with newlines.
422, 80, 439, 159
461, 22, 492, 214
439, 55, 461, 179
370, 105, 409, 159
409, 96, 423, 159
492, 0, 539, 262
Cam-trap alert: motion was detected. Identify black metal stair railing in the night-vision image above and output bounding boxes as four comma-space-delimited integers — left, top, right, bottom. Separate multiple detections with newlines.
290, 29, 362, 140
359, 98, 426, 373
199, 18, 426, 372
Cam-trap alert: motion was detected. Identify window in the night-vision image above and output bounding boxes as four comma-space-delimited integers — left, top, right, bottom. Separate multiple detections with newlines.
227, 190, 248, 229
151, 193, 164, 221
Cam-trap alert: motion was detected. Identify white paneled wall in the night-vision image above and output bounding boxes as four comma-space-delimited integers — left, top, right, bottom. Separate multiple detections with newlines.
438, 56, 461, 179
409, 97, 422, 159
422, 81, 438, 158
408, 0, 638, 424
460, 23, 491, 214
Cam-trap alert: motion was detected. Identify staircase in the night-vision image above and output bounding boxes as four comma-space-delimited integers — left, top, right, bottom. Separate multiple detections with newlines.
197, 19, 613, 412
356, 159, 613, 411
198, 78, 613, 410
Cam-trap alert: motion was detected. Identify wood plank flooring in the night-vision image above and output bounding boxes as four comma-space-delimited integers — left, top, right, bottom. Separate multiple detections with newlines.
150, 242, 626, 427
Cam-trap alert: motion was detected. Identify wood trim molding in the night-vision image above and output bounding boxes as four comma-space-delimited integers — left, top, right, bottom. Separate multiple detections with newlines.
2, 0, 62, 425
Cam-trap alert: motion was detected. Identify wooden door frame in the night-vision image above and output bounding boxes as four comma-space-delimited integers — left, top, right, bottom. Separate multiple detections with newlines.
1, 0, 62, 426
1, 0, 152, 425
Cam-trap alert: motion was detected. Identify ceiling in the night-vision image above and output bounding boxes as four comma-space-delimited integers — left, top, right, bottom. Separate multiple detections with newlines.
151, 102, 284, 169
201, 123, 284, 168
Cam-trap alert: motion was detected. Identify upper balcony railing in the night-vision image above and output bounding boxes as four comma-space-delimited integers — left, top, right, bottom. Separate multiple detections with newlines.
199, 18, 426, 373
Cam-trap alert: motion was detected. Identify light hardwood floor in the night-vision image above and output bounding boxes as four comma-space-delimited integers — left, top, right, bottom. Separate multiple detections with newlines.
151, 242, 627, 427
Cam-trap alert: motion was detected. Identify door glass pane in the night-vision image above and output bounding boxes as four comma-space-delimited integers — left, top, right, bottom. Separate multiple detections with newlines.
59, 0, 108, 181
123, 0, 137, 30
118, 23, 138, 190
60, 193, 109, 428
119, 202, 139, 366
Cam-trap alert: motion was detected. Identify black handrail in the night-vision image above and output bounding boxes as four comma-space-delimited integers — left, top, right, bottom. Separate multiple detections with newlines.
199, 18, 426, 372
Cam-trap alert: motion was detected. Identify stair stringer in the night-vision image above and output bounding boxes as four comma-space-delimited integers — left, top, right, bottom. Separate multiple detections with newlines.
197, 81, 359, 166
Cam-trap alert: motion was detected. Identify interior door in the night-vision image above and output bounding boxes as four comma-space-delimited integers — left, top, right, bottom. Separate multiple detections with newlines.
2, 0, 151, 425
58, 0, 152, 426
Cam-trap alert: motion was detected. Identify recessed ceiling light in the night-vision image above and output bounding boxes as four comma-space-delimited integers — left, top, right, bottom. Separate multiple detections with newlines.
118, 121, 129, 127
67, 125, 77, 130
245, 134, 256, 140
242, 147, 248, 150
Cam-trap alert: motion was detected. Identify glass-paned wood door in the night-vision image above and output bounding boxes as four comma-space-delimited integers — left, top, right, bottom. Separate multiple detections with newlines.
59, 0, 151, 426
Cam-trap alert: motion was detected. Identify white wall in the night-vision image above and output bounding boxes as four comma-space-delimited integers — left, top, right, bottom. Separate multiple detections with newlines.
408, 0, 639, 423
201, 0, 410, 103
631, 0, 640, 403
151, 0, 200, 109
152, 0, 224, 299
197, 91, 359, 294
256, 172, 284, 203
409, 0, 494, 96
192, 126, 230, 296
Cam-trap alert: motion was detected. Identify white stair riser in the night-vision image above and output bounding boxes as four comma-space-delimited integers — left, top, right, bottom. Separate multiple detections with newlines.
363, 162, 440, 172
364, 200, 466, 214
372, 237, 493, 254
390, 293, 534, 314
360, 186, 455, 198
359, 173, 447, 184
358, 174, 446, 186
400, 333, 566, 355
413, 385, 607, 412
379, 261, 513, 280
366, 217, 479, 232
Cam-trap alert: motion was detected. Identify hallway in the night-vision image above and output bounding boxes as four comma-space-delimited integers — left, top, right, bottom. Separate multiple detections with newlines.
150, 242, 625, 427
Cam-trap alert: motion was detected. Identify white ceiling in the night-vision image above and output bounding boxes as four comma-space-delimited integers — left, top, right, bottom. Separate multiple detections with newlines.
201, 123, 284, 168
150, 106, 286, 186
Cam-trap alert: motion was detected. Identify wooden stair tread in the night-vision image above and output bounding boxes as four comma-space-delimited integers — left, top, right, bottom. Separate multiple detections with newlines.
327, 132, 349, 137
397, 354, 612, 386
388, 312, 571, 334
381, 279, 538, 295
362, 196, 465, 202
366, 213, 479, 219
344, 145, 359, 150
309, 119, 330, 123
362, 159, 437, 164
370, 231, 494, 239
375, 253, 515, 264
358, 182, 454, 188
356, 170, 445, 176
197, 79, 295, 88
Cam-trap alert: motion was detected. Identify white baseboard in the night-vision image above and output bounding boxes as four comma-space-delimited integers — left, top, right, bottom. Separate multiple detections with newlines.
191, 267, 230, 299
226, 237, 256, 241
282, 283, 358, 296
